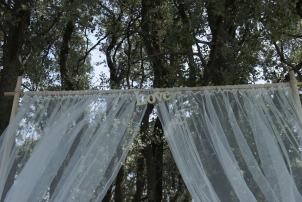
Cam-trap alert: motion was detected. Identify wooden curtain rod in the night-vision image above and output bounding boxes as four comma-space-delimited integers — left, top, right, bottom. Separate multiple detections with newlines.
9, 76, 22, 123
4, 73, 302, 124
2, 82, 299, 97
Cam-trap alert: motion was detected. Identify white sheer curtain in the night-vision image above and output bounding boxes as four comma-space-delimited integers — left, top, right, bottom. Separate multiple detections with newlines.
157, 83, 302, 202
1, 83, 302, 202
0, 94, 146, 202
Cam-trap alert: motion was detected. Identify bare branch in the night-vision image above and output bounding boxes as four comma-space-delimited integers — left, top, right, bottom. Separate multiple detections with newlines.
75, 33, 109, 69
38, 11, 63, 36
99, 2, 115, 18
195, 41, 207, 67
272, 40, 295, 69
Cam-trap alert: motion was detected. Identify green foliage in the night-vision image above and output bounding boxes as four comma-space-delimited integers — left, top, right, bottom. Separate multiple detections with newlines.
1, 0, 302, 201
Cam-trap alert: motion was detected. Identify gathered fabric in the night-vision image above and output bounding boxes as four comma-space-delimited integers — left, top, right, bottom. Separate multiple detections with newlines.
1, 83, 302, 202
158, 84, 302, 202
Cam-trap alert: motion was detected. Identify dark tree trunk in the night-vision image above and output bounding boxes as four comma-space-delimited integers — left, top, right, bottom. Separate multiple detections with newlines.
141, 0, 171, 200
297, 0, 302, 18
144, 118, 163, 202
141, 0, 171, 88
135, 107, 164, 202
105, 34, 121, 89
132, 154, 145, 202
59, 20, 75, 90
131, 104, 153, 201
175, 0, 198, 86
0, 1, 31, 201
49, 5, 87, 197
102, 17, 127, 201
114, 165, 124, 202
204, 0, 240, 85
200, 1, 240, 200
0, 0, 31, 135
102, 187, 112, 202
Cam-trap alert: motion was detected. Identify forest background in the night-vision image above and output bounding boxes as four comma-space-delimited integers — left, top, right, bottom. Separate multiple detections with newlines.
1, 0, 302, 201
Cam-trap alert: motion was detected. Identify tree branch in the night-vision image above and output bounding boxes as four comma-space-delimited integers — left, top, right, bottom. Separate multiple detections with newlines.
272, 40, 295, 69
75, 33, 108, 70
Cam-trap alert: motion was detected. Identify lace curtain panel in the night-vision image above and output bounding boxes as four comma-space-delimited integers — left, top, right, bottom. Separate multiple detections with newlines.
158, 83, 302, 202
0, 83, 302, 202
0, 94, 146, 202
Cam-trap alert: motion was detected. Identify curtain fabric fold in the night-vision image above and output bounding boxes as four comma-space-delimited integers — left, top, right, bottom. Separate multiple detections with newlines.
0, 83, 302, 202
157, 83, 302, 202
0, 94, 146, 202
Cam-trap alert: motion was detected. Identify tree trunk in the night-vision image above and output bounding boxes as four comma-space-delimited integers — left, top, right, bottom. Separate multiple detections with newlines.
141, 0, 171, 88
201, 1, 241, 200
175, 0, 198, 86
144, 118, 163, 202
131, 104, 153, 201
102, 22, 127, 201
0, 0, 31, 135
297, 0, 302, 18
49, 13, 84, 198
204, 0, 239, 85
102, 187, 112, 202
132, 154, 145, 202
0, 1, 31, 200
114, 165, 124, 202
59, 20, 75, 90
141, 0, 171, 200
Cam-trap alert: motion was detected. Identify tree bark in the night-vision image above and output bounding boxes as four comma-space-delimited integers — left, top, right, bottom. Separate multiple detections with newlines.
141, 0, 171, 200
297, 0, 302, 18
132, 154, 145, 202
102, 14, 129, 200
102, 187, 112, 202
200, 1, 240, 200
204, 0, 240, 85
141, 0, 170, 88
105, 34, 121, 89
144, 118, 163, 202
0, 0, 31, 135
114, 165, 124, 202
0, 1, 31, 201
175, 0, 198, 86
59, 20, 75, 90
131, 104, 153, 201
